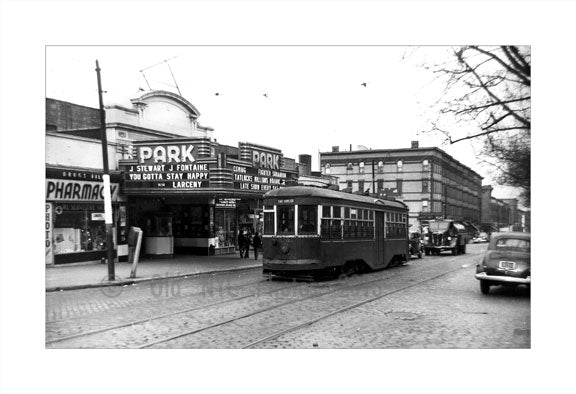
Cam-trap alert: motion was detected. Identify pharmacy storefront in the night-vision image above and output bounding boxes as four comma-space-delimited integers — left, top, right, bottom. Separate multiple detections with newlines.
119, 138, 297, 256
45, 167, 125, 265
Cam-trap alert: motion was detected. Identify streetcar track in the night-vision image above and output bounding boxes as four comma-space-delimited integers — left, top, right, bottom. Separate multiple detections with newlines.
242, 267, 463, 348
45, 280, 309, 345
45, 276, 270, 324
138, 260, 464, 349
46, 252, 483, 348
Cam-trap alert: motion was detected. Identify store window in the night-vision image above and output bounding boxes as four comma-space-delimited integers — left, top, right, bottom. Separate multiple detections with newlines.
298, 205, 317, 234
52, 203, 108, 255
277, 205, 295, 234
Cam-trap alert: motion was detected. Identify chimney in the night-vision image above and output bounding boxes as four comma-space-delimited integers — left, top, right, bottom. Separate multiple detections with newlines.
411, 141, 419, 149
332, 146, 339, 153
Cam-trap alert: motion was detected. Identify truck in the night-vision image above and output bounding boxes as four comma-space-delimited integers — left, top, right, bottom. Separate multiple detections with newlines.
422, 220, 469, 256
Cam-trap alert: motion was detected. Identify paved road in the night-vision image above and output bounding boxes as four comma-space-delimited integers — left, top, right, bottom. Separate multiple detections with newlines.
46, 243, 529, 348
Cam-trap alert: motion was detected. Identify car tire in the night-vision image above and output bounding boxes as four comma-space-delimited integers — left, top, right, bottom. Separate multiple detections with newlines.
480, 281, 490, 294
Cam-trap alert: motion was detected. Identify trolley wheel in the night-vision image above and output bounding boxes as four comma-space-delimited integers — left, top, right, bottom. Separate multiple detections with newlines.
480, 281, 491, 294
341, 262, 356, 276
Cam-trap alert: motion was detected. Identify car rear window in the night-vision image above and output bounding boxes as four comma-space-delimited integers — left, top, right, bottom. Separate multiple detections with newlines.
495, 238, 530, 252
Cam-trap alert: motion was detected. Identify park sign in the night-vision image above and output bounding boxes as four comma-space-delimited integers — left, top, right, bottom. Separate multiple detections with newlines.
120, 139, 296, 193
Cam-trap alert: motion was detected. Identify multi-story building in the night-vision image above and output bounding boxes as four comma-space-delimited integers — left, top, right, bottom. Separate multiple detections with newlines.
46, 91, 309, 265
481, 187, 530, 233
320, 141, 483, 230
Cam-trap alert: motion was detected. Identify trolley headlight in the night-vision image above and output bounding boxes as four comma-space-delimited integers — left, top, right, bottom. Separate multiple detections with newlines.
280, 244, 290, 254
447, 236, 452, 241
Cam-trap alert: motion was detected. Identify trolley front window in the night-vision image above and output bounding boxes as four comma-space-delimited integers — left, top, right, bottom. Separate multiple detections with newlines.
298, 205, 317, 234
277, 206, 295, 234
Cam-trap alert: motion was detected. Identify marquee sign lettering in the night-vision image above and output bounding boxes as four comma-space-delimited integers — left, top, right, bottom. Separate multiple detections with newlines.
45, 179, 119, 202
139, 144, 196, 164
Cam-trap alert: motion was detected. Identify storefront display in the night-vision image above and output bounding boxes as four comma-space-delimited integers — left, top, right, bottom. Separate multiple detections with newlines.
46, 167, 122, 264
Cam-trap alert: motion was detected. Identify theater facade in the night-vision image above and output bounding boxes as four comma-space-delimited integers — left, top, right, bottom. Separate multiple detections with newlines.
119, 138, 298, 256
46, 91, 301, 264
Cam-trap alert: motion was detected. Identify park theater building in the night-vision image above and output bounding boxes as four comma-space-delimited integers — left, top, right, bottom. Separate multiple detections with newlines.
46, 91, 298, 265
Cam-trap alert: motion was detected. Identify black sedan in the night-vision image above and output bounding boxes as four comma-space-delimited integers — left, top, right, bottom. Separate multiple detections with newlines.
475, 232, 530, 294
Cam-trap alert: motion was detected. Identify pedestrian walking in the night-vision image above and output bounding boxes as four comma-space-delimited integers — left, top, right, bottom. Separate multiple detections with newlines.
244, 231, 253, 259
252, 232, 262, 260
237, 231, 246, 258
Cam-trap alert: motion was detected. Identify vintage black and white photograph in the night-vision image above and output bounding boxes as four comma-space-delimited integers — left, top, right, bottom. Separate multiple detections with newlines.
43, 44, 531, 350
1, 1, 574, 393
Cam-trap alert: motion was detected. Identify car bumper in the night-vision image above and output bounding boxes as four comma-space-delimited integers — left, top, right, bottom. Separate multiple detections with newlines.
475, 272, 531, 284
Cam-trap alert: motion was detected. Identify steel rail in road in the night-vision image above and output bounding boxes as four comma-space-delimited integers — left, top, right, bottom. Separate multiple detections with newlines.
45, 268, 265, 324
46, 250, 483, 348
45, 279, 309, 345
138, 256, 473, 349
242, 267, 464, 348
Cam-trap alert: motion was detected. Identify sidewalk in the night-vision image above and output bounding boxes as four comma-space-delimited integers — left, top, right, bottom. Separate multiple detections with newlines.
46, 253, 263, 292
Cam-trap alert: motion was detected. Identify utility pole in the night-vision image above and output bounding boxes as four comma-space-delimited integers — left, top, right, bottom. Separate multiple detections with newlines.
95, 60, 116, 281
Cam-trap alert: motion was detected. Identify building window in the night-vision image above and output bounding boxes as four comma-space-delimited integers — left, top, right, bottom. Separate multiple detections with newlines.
359, 162, 365, 173
423, 159, 429, 171
324, 163, 331, 174
397, 160, 403, 172
396, 179, 403, 195
347, 163, 353, 171
347, 180, 353, 190
377, 161, 384, 173
377, 179, 383, 192
422, 179, 429, 193
422, 200, 429, 212
358, 180, 365, 193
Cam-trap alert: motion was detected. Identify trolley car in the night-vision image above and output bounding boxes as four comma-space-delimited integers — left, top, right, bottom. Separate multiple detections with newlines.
262, 186, 409, 278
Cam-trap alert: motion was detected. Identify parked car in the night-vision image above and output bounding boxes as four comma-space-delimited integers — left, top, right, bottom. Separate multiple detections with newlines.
472, 232, 489, 243
408, 231, 423, 259
475, 232, 530, 294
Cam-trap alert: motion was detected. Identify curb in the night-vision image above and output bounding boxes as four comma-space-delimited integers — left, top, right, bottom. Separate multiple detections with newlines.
46, 264, 262, 292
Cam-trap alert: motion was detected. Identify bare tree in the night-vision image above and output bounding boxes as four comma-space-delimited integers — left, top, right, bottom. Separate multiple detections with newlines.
424, 46, 531, 206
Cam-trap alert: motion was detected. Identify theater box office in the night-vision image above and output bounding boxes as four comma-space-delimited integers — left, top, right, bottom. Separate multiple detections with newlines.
45, 167, 125, 265
119, 138, 298, 256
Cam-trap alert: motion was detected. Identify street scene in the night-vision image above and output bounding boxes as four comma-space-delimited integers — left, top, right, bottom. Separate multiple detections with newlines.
42, 44, 531, 350
46, 243, 529, 349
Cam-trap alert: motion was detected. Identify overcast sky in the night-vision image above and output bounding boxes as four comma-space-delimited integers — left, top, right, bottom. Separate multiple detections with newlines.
46, 45, 517, 198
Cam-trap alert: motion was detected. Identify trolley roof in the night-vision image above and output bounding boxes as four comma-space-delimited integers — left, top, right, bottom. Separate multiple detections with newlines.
264, 186, 408, 210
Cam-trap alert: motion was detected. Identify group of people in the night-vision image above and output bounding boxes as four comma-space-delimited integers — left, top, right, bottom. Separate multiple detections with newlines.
237, 229, 262, 259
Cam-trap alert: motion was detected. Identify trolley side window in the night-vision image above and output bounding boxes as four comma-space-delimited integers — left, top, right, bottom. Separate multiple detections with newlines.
321, 205, 342, 239
277, 206, 295, 234
298, 205, 317, 234
263, 211, 275, 235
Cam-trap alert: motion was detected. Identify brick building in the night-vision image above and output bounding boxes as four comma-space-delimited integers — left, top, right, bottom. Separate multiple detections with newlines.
320, 142, 483, 230
481, 186, 530, 233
